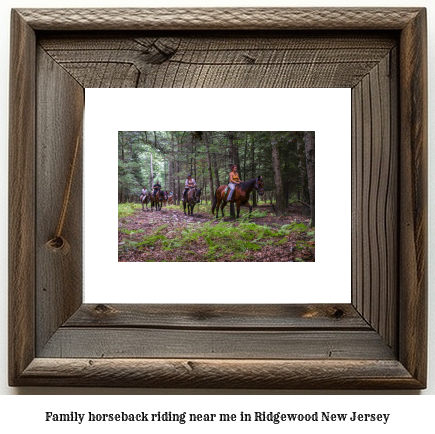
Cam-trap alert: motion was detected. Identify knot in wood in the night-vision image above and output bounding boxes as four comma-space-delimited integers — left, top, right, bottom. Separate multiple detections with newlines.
332, 308, 345, 319
94, 304, 116, 315
44, 236, 70, 255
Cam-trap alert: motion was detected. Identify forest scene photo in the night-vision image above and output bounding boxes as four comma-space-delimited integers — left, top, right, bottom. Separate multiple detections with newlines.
118, 131, 315, 262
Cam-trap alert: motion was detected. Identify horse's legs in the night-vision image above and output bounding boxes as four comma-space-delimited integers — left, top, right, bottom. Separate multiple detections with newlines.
220, 201, 226, 218
215, 197, 221, 219
243, 200, 252, 213
236, 201, 242, 218
183, 201, 187, 215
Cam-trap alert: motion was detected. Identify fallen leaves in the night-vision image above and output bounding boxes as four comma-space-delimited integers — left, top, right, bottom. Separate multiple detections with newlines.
118, 205, 314, 262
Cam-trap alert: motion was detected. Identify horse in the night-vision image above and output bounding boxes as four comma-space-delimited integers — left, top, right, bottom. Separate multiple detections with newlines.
211, 176, 264, 218
150, 190, 165, 212
183, 187, 202, 216
168, 195, 174, 206
141, 192, 151, 211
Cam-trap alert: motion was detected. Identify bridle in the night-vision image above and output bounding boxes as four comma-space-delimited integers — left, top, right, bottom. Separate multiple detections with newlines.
254, 179, 264, 193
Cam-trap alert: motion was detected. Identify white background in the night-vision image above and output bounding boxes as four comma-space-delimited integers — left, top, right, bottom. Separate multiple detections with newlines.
0, 0, 434, 418
85, 88, 351, 303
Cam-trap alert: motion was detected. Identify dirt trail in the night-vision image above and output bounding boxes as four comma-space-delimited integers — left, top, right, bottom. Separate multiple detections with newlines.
118, 204, 313, 262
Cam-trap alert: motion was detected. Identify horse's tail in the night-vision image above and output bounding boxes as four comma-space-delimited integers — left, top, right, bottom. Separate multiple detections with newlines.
211, 187, 219, 215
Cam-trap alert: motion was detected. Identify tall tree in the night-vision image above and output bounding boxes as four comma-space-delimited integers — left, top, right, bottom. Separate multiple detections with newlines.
296, 135, 309, 212
170, 133, 176, 199
228, 131, 236, 217
176, 135, 181, 205
271, 132, 286, 216
149, 153, 154, 190
212, 147, 220, 190
204, 131, 215, 203
304, 131, 315, 227
251, 134, 257, 207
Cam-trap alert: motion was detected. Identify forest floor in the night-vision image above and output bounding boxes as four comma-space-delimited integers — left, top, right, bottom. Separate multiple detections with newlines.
118, 202, 315, 262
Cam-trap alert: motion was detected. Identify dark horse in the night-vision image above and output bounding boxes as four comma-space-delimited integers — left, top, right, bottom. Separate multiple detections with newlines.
183, 187, 202, 215
151, 190, 165, 212
141, 192, 151, 211
212, 176, 264, 218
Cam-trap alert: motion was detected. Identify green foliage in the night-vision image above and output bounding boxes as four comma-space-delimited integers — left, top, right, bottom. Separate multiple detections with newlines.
120, 229, 144, 235
130, 219, 312, 261
118, 203, 141, 218
118, 131, 313, 221
238, 209, 269, 220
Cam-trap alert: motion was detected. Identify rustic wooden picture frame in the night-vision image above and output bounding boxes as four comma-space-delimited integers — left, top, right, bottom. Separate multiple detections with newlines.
9, 8, 427, 389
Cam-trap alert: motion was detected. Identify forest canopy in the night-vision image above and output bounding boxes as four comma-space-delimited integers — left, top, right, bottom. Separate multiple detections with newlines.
118, 131, 315, 225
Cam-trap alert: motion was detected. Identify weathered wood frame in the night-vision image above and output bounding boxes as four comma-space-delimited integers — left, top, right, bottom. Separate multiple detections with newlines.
9, 8, 427, 388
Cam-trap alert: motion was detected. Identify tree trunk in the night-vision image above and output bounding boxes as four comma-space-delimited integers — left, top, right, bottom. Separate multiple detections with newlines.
213, 152, 220, 188
204, 131, 215, 203
167, 158, 171, 196
297, 137, 309, 215
228, 131, 236, 217
243, 133, 248, 181
271, 133, 286, 216
149, 153, 154, 190
251, 137, 257, 207
164, 160, 167, 189
201, 169, 207, 205
304, 131, 315, 227
176, 138, 181, 205
170, 133, 177, 200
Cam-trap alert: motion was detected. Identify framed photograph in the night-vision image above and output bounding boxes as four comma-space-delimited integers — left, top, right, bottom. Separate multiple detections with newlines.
9, 8, 427, 388
87, 88, 350, 304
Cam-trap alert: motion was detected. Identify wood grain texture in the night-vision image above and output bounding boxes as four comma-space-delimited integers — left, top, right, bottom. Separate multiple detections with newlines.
351, 50, 398, 351
35, 48, 84, 353
39, 33, 396, 88
8, 10, 36, 386
38, 328, 395, 360
16, 8, 422, 31
398, 8, 428, 386
17, 358, 420, 389
8, 8, 427, 389
65, 304, 368, 329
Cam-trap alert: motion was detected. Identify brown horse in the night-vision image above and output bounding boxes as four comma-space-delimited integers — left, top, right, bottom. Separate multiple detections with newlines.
161, 191, 168, 207
141, 192, 151, 211
184, 187, 202, 215
150, 190, 165, 212
212, 176, 264, 218
168, 194, 174, 205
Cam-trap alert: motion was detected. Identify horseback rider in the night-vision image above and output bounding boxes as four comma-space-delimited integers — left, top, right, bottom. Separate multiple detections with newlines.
140, 186, 148, 202
152, 180, 161, 197
182, 174, 197, 201
227, 164, 242, 201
